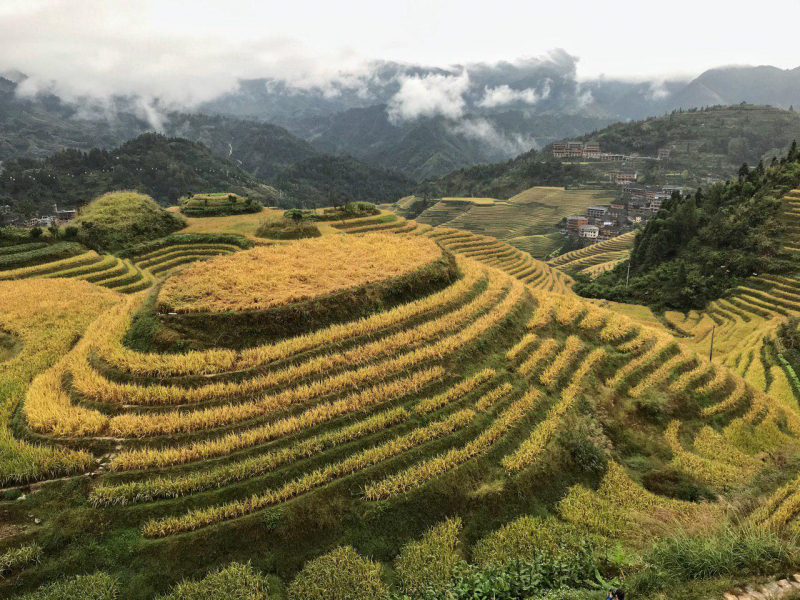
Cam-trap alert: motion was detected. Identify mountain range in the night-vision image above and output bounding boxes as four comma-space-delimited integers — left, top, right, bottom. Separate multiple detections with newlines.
1, 62, 800, 191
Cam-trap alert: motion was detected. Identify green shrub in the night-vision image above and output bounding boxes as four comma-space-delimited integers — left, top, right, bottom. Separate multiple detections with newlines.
447, 561, 596, 599
256, 219, 320, 240
288, 546, 388, 600
472, 516, 599, 582
158, 562, 270, 599
0, 543, 42, 577
284, 209, 305, 221
19, 573, 118, 600
395, 517, 462, 597
632, 524, 797, 593
343, 201, 380, 217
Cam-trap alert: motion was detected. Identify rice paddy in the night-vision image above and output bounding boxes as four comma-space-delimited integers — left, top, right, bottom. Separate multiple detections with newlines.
4, 197, 800, 598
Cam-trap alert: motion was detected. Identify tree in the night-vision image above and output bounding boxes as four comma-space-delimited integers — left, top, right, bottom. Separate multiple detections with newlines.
789, 140, 799, 162
738, 163, 750, 180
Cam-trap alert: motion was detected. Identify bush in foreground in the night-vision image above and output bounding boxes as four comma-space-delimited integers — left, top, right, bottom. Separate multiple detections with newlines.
472, 515, 600, 587
288, 546, 388, 600
158, 562, 270, 600
0, 543, 42, 577
19, 573, 117, 600
395, 517, 462, 597
631, 524, 798, 593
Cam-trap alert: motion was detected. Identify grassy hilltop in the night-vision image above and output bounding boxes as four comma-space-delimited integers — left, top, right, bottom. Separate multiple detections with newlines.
71, 191, 187, 252
178, 193, 262, 217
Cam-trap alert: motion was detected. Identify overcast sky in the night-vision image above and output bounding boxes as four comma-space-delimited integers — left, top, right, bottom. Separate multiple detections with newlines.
2, 0, 799, 104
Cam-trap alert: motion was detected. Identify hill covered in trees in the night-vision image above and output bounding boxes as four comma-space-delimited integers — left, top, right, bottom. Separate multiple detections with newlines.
0, 133, 415, 216
0, 133, 280, 216
575, 146, 800, 310
424, 105, 800, 199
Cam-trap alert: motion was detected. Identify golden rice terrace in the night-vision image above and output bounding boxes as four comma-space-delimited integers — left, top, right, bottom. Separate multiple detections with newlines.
3, 207, 800, 599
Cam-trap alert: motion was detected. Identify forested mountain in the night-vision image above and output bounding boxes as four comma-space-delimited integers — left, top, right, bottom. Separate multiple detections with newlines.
2, 63, 800, 195
0, 133, 279, 216
575, 104, 800, 164
0, 76, 145, 161
424, 105, 800, 198
284, 105, 613, 180
0, 133, 414, 216
420, 149, 583, 199
200, 63, 800, 178
0, 78, 414, 210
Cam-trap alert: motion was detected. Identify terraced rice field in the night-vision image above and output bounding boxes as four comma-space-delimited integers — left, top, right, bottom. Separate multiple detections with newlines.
416, 187, 615, 258
425, 228, 574, 295
547, 230, 636, 275
506, 232, 566, 260
17, 239, 779, 541
331, 213, 432, 236
6, 203, 800, 598
0, 238, 241, 294
662, 190, 800, 402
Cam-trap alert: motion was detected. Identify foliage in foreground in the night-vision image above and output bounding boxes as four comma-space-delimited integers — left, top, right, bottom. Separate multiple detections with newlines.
395, 517, 463, 598
0, 544, 42, 578
18, 573, 118, 600
157, 563, 270, 600
630, 525, 797, 594
288, 546, 388, 600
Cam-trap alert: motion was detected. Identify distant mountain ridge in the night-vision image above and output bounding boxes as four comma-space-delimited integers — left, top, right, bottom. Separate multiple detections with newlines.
0, 77, 414, 207
424, 104, 800, 199
1, 62, 799, 188
202, 63, 800, 179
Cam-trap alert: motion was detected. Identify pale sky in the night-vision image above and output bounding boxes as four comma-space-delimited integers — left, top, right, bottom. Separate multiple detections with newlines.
1, 0, 799, 104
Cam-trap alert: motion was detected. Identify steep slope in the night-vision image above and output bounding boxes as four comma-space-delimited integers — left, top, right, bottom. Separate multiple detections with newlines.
576, 153, 800, 310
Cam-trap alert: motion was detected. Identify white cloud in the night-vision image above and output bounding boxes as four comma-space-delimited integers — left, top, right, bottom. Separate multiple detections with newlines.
477, 81, 551, 108
387, 71, 470, 123
0, 0, 373, 108
576, 86, 595, 108
450, 118, 537, 155
647, 80, 671, 101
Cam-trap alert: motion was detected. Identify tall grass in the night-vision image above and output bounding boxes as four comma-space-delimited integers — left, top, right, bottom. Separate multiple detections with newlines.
633, 524, 798, 593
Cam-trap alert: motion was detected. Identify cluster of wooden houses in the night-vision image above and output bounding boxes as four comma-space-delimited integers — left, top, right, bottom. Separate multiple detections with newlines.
563, 185, 682, 243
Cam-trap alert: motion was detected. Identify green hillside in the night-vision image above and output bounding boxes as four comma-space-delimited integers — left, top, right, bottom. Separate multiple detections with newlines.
426, 105, 800, 198
0, 133, 280, 217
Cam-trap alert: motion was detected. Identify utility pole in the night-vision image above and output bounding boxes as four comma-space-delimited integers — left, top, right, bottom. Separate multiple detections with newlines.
709, 324, 715, 362
626, 262, 631, 288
